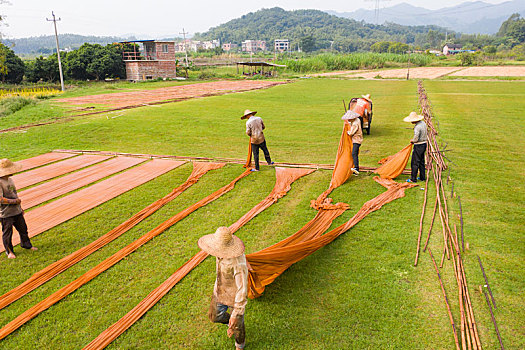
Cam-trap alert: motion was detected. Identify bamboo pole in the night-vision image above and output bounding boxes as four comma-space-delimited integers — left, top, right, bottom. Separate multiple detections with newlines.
414, 168, 430, 266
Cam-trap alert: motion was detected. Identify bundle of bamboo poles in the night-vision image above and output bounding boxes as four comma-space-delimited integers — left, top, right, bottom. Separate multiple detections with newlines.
414, 81, 482, 350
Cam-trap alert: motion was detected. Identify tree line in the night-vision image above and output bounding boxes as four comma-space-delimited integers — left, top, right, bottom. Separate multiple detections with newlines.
0, 42, 135, 84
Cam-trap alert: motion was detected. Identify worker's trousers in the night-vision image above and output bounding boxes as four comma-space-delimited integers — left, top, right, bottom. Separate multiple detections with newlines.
209, 295, 245, 349
411, 143, 427, 182
1, 213, 33, 255
251, 141, 272, 170
352, 143, 361, 171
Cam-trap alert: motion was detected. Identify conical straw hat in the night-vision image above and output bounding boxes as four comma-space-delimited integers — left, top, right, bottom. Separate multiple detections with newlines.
241, 109, 257, 120
0, 159, 22, 177
403, 111, 424, 122
198, 226, 245, 258
361, 94, 372, 101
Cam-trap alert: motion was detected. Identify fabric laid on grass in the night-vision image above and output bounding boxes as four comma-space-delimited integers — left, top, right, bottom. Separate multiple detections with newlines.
14, 152, 76, 173
373, 144, 413, 179
0, 162, 225, 311
247, 177, 417, 298
1, 159, 183, 253
12, 155, 112, 190
311, 123, 353, 210
82, 167, 315, 350
0, 167, 251, 341
18, 157, 146, 210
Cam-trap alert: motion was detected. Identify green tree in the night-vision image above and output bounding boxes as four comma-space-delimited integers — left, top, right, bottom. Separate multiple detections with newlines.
0, 43, 25, 83
371, 41, 390, 53
25, 55, 60, 82
388, 42, 409, 54
497, 13, 521, 37
64, 43, 125, 80
299, 35, 316, 52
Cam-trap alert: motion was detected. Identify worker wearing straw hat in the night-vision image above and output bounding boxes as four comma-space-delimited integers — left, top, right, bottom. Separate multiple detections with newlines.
404, 112, 428, 183
342, 94, 371, 175
241, 109, 274, 172
0, 159, 37, 259
199, 227, 248, 350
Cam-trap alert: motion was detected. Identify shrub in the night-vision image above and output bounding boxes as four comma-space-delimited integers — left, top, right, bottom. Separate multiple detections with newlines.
0, 97, 36, 118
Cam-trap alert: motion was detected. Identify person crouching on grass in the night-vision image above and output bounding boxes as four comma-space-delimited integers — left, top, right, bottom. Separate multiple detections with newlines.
199, 226, 248, 350
404, 112, 428, 183
0, 159, 37, 259
342, 107, 364, 176
241, 109, 274, 172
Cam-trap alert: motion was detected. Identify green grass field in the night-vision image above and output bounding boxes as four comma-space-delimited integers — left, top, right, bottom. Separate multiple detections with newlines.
0, 78, 523, 349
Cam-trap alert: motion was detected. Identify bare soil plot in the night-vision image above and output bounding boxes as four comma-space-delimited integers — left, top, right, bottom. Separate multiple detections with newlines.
58, 80, 286, 108
448, 66, 525, 76
344, 67, 463, 79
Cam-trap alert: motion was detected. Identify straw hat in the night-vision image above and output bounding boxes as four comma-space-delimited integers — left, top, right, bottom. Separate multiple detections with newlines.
361, 94, 372, 102
198, 227, 245, 258
403, 111, 424, 123
0, 159, 22, 177
341, 110, 360, 121
241, 109, 257, 120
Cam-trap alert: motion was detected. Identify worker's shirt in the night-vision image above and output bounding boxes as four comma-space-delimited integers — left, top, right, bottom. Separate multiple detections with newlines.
0, 177, 22, 219
213, 254, 248, 318
412, 121, 428, 145
347, 119, 363, 144
246, 116, 266, 145
351, 98, 371, 117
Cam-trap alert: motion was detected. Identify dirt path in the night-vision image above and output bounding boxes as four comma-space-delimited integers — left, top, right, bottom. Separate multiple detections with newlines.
448, 66, 525, 76
58, 80, 286, 108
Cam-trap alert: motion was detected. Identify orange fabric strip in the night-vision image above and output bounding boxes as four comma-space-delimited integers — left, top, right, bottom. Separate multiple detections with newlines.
19, 157, 146, 210
82, 167, 315, 350
13, 152, 76, 173
243, 140, 252, 168
0, 167, 251, 341
0, 162, 224, 311
12, 155, 112, 189
2, 159, 183, 253
374, 144, 413, 179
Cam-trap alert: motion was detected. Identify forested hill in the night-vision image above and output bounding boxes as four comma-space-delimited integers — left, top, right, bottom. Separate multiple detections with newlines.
2, 34, 132, 55
194, 7, 450, 52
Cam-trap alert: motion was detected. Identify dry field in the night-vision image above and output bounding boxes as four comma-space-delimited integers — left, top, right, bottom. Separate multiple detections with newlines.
58, 80, 285, 108
448, 66, 525, 76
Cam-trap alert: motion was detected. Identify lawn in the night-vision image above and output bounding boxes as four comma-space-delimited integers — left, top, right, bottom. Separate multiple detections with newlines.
0, 79, 523, 349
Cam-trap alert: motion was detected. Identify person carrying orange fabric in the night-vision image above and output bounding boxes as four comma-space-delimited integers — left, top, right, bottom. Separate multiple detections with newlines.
342, 94, 371, 175
404, 112, 428, 183
199, 227, 248, 350
241, 109, 274, 172
0, 159, 37, 259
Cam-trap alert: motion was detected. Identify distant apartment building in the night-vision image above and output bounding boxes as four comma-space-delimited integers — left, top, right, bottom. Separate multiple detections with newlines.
274, 39, 289, 52
222, 42, 238, 51
242, 40, 266, 52
175, 39, 220, 52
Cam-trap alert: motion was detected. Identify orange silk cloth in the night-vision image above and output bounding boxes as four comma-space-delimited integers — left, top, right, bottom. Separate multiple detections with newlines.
374, 144, 413, 179
247, 177, 417, 298
82, 167, 314, 350
12, 155, 111, 189
0, 166, 251, 341
14, 152, 76, 172
311, 123, 354, 210
2, 159, 184, 253
243, 140, 252, 168
0, 162, 221, 311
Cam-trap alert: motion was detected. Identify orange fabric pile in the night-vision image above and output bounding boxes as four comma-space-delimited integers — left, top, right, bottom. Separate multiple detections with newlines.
0, 162, 222, 311
0, 167, 252, 341
247, 177, 416, 298
311, 123, 353, 210
373, 144, 413, 179
2, 159, 183, 253
19, 157, 146, 210
12, 155, 111, 189
82, 167, 314, 350
14, 152, 76, 172
243, 140, 252, 168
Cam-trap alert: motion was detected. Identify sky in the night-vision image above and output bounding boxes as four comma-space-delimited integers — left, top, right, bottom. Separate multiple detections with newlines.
0, 0, 512, 39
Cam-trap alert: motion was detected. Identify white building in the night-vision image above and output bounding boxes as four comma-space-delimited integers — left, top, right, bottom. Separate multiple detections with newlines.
274, 39, 289, 52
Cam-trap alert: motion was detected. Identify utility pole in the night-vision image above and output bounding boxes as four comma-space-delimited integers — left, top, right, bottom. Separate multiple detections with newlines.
406, 50, 410, 80
179, 28, 190, 78
47, 11, 65, 91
